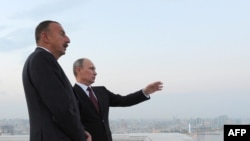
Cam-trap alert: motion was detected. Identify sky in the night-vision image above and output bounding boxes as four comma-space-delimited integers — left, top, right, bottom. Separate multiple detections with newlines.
0, 0, 249, 120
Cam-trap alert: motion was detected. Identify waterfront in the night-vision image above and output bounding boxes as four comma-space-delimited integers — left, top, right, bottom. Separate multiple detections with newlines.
192, 132, 223, 141
1, 117, 238, 141
0, 133, 223, 141
0, 135, 28, 141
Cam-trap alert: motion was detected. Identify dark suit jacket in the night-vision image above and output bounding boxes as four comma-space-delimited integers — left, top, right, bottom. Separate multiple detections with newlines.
73, 84, 150, 141
22, 48, 86, 141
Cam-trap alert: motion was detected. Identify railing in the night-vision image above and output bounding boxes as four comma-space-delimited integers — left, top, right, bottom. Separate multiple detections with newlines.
113, 135, 152, 141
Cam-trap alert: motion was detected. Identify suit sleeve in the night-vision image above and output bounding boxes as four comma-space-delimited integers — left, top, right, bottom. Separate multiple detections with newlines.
29, 53, 85, 141
100, 87, 150, 107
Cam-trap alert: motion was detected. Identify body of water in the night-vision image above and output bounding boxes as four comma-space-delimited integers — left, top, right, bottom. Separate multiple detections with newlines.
0, 135, 28, 141
192, 132, 223, 141
0, 133, 223, 141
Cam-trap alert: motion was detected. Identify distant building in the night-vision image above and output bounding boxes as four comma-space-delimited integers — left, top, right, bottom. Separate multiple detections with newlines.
0, 125, 14, 135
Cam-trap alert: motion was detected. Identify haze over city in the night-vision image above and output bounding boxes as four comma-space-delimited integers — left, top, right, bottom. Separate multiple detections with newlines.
0, 0, 249, 120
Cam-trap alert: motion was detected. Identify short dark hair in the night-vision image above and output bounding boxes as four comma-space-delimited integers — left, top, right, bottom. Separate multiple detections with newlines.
35, 20, 58, 43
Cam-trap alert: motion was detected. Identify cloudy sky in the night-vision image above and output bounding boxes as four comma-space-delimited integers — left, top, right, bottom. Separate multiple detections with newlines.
0, 0, 249, 120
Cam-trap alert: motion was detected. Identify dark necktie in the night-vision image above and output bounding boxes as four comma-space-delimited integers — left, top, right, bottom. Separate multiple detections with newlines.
87, 87, 99, 113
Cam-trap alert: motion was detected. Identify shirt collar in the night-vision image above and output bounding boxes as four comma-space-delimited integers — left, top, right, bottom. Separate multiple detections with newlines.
76, 82, 90, 92
37, 46, 51, 53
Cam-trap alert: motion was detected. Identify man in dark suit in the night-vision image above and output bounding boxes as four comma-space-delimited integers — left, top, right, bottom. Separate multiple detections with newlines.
22, 20, 91, 141
72, 58, 163, 141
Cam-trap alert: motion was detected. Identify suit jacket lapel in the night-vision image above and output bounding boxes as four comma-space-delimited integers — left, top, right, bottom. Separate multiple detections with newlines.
75, 84, 101, 114
75, 84, 91, 101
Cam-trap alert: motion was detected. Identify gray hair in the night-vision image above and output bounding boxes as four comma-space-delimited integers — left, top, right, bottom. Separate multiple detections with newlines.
73, 58, 86, 77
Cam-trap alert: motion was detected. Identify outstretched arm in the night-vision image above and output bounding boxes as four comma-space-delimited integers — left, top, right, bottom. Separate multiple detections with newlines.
142, 81, 163, 95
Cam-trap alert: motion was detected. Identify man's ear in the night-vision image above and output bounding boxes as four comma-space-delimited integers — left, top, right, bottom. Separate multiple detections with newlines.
41, 32, 50, 43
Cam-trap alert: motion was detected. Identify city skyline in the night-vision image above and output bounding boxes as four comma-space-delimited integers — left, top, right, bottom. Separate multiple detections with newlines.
0, 0, 250, 119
